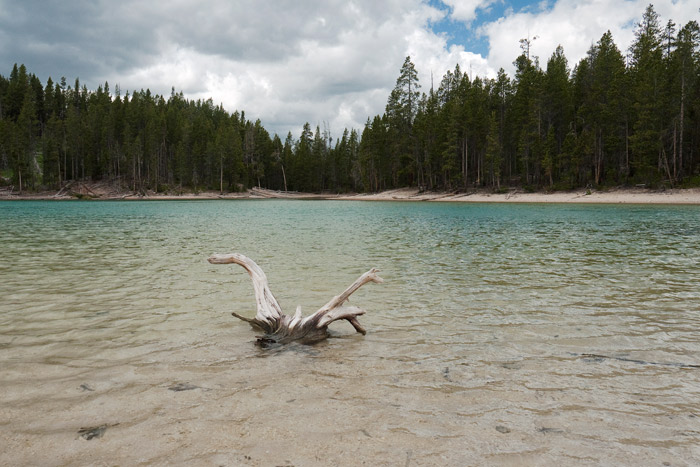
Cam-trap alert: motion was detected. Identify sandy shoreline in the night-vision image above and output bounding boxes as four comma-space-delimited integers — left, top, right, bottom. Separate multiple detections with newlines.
337, 187, 700, 204
2, 184, 700, 205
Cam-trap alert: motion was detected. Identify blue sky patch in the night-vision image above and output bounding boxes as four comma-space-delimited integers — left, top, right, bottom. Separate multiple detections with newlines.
427, 0, 555, 57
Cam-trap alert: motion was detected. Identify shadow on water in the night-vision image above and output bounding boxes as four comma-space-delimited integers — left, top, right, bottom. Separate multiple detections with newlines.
253, 340, 324, 356
251, 330, 359, 355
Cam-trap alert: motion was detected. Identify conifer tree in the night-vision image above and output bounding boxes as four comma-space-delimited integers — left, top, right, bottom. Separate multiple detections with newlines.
669, 20, 700, 180
13, 90, 38, 191
629, 4, 664, 183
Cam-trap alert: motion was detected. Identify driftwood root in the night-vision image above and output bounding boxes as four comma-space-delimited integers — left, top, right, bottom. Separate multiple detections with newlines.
208, 253, 382, 345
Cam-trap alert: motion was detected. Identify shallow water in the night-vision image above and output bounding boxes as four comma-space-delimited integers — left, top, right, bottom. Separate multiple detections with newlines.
1, 199, 699, 465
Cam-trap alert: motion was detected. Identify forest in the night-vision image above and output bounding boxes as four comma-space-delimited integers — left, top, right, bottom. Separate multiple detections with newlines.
1, 5, 699, 194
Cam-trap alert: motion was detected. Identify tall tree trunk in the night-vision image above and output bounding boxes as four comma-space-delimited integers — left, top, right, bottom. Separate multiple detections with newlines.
462, 136, 468, 189
594, 130, 602, 185
673, 122, 677, 181
661, 146, 673, 186
476, 148, 481, 186
679, 69, 685, 180
625, 119, 630, 179
57, 147, 62, 187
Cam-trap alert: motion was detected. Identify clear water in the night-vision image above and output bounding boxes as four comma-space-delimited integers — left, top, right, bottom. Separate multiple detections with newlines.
1, 200, 699, 465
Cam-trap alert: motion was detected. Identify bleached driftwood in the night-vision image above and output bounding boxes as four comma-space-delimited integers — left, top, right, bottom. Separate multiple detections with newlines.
208, 253, 383, 345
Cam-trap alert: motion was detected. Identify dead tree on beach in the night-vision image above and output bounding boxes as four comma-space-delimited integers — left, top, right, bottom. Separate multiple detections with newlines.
208, 253, 383, 345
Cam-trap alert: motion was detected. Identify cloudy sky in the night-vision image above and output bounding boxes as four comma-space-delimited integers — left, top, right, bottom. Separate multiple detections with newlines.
1, 0, 698, 138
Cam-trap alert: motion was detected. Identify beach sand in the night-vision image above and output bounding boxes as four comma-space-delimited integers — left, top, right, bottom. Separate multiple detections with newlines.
335, 186, 700, 204
3, 183, 700, 204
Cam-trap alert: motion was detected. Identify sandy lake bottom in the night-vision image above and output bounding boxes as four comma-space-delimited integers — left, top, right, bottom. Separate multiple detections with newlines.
1, 200, 699, 465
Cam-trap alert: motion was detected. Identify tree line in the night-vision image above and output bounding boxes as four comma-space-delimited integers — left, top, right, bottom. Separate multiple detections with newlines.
1, 4, 699, 194
0, 65, 363, 194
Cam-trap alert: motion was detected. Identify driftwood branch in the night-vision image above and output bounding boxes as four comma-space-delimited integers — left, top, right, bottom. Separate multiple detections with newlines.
208, 253, 383, 345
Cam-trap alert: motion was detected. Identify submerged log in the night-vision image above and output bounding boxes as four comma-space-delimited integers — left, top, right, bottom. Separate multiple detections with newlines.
208, 253, 383, 345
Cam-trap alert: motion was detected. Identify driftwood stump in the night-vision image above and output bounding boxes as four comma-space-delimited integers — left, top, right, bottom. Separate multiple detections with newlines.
208, 253, 383, 345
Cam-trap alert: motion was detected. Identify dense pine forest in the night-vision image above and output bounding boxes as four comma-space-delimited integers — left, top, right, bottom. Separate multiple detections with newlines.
1, 5, 699, 194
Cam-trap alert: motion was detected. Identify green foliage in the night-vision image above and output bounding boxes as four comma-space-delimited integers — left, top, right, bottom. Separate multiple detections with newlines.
680, 175, 700, 188
628, 5, 664, 181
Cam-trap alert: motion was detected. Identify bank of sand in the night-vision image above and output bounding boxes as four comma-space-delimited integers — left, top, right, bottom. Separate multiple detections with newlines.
3, 183, 700, 204
335, 187, 700, 204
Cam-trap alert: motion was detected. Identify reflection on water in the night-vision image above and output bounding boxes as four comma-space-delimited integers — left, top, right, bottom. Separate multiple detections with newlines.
1, 200, 699, 465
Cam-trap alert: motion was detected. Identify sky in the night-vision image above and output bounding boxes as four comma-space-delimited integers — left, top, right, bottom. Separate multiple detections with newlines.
1, 0, 699, 138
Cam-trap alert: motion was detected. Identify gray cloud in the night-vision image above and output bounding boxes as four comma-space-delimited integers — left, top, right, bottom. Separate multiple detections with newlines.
0, 0, 161, 81
2, 0, 448, 136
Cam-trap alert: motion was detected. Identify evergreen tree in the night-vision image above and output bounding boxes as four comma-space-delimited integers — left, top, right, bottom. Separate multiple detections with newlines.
543, 46, 572, 164
493, 68, 514, 181
512, 51, 544, 185
393, 56, 421, 126
5, 64, 29, 121
580, 31, 628, 185
668, 20, 700, 180
629, 4, 664, 183
485, 110, 503, 188
281, 132, 294, 191
386, 56, 421, 186
13, 90, 38, 191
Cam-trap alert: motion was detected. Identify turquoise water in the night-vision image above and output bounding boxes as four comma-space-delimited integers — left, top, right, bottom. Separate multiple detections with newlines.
1, 200, 699, 465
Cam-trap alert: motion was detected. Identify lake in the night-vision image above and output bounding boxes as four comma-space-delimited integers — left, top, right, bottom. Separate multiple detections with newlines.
1, 199, 699, 465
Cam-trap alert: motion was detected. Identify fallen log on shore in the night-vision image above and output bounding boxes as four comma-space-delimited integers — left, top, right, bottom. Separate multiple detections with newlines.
208, 253, 383, 346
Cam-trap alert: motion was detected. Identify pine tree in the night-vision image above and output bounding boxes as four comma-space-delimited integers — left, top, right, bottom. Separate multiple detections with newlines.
585, 31, 628, 185
669, 21, 700, 180
13, 90, 38, 191
485, 110, 503, 188
386, 56, 421, 186
629, 4, 664, 183
413, 89, 440, 189
493, 69, 513, 181
5, 64, 29, 121
393, 56, 421, 126
512, 51, 544, 186
543, 46, 572, 163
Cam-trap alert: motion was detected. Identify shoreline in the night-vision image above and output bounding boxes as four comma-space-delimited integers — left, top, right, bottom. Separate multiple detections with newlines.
2, 185, 700, 205
336, 187, 700, 205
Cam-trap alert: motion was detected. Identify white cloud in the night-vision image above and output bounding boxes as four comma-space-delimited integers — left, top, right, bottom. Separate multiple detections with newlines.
406, 26, 493, 88
107, 0, 475, 137
442, 0, 497, 23
108, 0, 463, 137
482, 0, 700, 75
